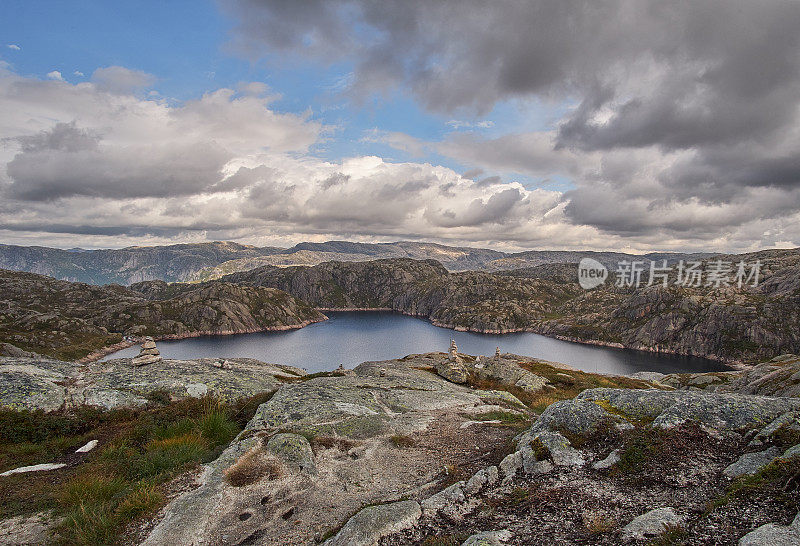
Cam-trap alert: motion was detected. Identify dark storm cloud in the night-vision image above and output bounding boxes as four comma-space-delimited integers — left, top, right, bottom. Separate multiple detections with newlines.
4, 123, 233, 201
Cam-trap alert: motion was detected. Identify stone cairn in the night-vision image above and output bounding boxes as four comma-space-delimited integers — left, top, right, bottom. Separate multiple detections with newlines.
495, 346, 501, 358
448, 339, 459, 361
131, 336, 162, 366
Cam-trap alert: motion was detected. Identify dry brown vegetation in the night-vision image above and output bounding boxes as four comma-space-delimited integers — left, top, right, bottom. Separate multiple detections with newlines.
223, 446, 285, 487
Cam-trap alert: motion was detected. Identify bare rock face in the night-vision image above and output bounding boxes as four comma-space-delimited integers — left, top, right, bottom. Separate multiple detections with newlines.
131, 336, 162, 366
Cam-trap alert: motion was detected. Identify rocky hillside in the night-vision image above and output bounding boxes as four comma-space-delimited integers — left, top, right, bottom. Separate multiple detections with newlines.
0, 269, 325, 360
0, 241, 283, 285
223, 258, 582, 333
223, 251, 800, 364
0, 239, 718, 284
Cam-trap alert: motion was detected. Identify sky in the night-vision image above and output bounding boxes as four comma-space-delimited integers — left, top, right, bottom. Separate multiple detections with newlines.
1, 0, 800, 253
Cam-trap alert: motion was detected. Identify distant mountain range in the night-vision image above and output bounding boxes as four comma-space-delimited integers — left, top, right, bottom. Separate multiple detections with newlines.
0, 240, 718, 285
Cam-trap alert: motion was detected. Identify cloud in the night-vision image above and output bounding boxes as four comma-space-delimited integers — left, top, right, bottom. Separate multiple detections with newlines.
91, 66, 156, 94
362, 129, 427, 157
73, 71, 84, 77
446, 120, 494, 130
46, 71, 64, 81
220, 0, 800, 248
7, 44, 20, 51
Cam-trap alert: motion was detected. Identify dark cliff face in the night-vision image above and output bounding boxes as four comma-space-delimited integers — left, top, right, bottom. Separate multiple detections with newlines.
222, 252, 800, 364
0, 269, 325, 360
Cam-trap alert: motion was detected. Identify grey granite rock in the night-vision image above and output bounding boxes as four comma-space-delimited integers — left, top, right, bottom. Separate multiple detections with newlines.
724, 447, 781, 478
322, 500, 422, 546
532, 430, 586, 467
782, 444, 800, 459
739, 516, 800, 546
750, 411, 800, 446
421, 481, 467, 518
593, 449, 621, 470
577, 388, 800, 430
621, 507, 684, 542
266, 433, 316, 475
463, 466, 499, 496
529, 398, 626, 437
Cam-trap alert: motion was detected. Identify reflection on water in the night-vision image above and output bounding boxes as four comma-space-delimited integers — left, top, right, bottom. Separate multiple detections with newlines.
103, 311, 731, 375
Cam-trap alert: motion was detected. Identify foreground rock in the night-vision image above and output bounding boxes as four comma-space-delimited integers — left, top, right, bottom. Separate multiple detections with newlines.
383, 379, 800, 545
322, 500, 421, 546
143, 353, 527, 545
739, 512, 800, 545
0, 356, 306, 410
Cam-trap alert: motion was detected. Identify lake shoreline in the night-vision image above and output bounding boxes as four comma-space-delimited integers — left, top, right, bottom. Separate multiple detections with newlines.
315, 307, 740, 369
80, 317, 329, 363
95, 310, 732, 375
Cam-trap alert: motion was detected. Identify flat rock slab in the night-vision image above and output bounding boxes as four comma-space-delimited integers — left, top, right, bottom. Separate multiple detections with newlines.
0, 512, 57, 545
0, 356, 300, 411
0, 359, 78, 411
323, 500, 421, 546
249, 359, 481, 438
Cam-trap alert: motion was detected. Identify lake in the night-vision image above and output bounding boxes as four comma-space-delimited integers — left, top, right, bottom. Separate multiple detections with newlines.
102, 311, 731, 375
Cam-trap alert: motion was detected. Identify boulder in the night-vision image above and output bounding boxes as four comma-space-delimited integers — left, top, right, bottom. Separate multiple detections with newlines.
421, 482, 467, 519
499, 451, 523, 483
463, 466, 499, 496
750, 411, 800, 446
723, 447, 780, 478
592, 449, 621, 471
738, 512, 800, 546
265, 433, 316, 475
531, 430, 586, 467
621, 507, 684, 542
322, 500, 422, 546
529, 398, 628, 437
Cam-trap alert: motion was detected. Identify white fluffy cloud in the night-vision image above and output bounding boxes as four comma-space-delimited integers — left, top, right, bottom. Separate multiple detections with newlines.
2, 59, 798, 253
0, 64, 610, 250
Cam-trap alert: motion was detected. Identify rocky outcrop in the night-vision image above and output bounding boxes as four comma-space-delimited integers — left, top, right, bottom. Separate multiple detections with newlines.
0, 269, 325, 360
143, 353, 528, 545
0, 356, 304, 410
322, 500, 422, 546
0, 241, 283, 285
222, 250, 800, 364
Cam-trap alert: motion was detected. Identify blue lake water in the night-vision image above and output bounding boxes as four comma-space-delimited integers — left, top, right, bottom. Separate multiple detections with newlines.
103, 311, 731, 375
